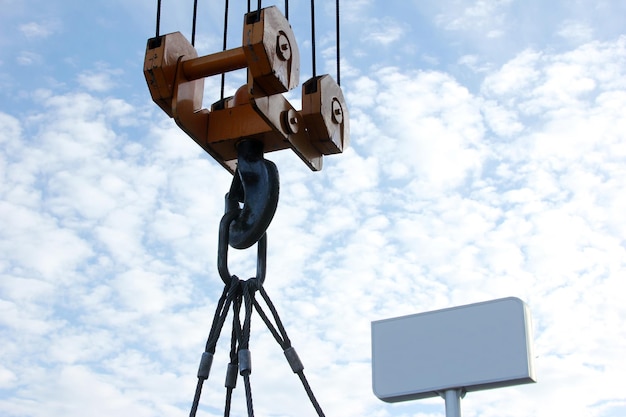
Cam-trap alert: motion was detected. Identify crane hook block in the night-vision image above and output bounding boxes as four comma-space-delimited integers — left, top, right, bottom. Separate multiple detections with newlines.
143, 6, 349, 174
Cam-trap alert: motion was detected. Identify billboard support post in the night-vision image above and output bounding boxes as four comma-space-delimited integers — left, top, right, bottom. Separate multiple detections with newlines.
442, 389, 463, 417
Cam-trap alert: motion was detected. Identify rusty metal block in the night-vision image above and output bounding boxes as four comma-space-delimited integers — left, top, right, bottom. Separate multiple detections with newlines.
143, 6, 346, 174
143, 32, 199, 117
243, 7, 300, 96
301, 75, 349, 155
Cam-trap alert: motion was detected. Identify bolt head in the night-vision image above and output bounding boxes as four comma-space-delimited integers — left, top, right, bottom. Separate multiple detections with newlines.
276, 33, 291, 61
283, 108, 299, 134
331, 98, 343, 124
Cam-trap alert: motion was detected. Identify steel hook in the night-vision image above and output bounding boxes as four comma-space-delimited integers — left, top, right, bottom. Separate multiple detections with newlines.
225, 139, 279, 250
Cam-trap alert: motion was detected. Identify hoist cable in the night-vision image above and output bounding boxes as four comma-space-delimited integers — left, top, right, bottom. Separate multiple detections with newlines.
191, 0, 198, 46
336, 0, 341, 85
310, 0, 317, 78
285, 0, 289, 19
155, 0, 162, 37
221, 0, 229, 100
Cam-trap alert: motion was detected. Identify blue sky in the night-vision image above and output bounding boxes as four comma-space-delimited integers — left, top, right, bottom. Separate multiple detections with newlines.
1, 1, 625, 416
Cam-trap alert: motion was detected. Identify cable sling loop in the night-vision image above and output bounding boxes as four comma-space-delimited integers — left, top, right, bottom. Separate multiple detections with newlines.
189, 202, 326, 417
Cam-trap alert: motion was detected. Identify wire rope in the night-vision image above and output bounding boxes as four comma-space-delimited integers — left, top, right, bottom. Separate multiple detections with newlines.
155, 0, 162, 37
191, 0, 199, 46
221, 0, 230, 100
336, 0, 341, 85
310, 0, 317, 78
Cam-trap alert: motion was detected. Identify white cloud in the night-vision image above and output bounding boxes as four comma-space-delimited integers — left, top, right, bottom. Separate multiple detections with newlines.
341, 0, 374, 22
364, 18, 407, 46
19, 21, 58, 39
362, 67, 487, 191
0, 367, 17, 389
483, 37, 626, 115
0, 112, 20, 144
481, 99, 524, 137
458, 54, 492, 73
331, 35, 626, 416
2, 4, 626, 417
77, 67, 124, 92
557, 20, 594, 43
16, 50, 42, 66
481, 49, 542, 97
435, 0, 512, 34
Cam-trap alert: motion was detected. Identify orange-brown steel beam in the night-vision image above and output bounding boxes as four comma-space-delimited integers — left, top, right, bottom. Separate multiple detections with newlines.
182, 47, 247, 81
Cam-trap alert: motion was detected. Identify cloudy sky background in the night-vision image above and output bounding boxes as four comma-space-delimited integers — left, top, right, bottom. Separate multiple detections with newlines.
1, 0, 625, 416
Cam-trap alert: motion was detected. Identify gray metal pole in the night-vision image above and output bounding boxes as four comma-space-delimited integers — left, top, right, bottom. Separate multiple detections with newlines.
443, 389, 462, 417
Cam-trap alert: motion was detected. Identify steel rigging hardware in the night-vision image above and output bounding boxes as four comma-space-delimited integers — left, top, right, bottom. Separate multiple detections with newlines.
143, 2, 349, 416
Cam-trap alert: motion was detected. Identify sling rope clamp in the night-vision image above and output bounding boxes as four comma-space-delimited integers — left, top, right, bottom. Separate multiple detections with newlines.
143, 5, 349, 174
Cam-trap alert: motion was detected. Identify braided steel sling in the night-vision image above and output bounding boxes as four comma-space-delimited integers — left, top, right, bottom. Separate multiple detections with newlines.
189, 206, 325, 417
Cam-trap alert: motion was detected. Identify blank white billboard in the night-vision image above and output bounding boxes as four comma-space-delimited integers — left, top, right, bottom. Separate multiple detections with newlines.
372, 297, 536, 402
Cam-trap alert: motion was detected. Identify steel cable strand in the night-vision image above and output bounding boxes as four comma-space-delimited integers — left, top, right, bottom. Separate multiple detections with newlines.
189, 379, 204, 417
251, 296, 286, 347
243, 373, 255, 417
224, 295, 243, 417
223, 329, 239, 417
310, 0, 317, 78
220, 0, 229, 100
191, 0, 198, 46
224, 380, 234, 417
336, 0, 341, 85
257, 286, 291, 347
252, 285, 326, 417
240, 280, 256, 351
298, 371, 326, 417
239, 279, 259, 417
206, 277, 242, 353
155, 0, 162, 37
204, 283, 233, 351
190, 277, 241, 417
189, 284, 230, 417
